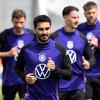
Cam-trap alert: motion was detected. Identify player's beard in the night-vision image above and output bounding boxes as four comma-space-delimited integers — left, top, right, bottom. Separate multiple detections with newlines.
36, 34, 50, 43
87, 18, 97, 25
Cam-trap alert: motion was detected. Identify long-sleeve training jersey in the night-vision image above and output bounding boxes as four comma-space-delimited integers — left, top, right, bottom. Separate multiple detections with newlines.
78, 20, 100, 77
51, 27, 95, 91
0, 28, 34, 86
15, 37, 72, 100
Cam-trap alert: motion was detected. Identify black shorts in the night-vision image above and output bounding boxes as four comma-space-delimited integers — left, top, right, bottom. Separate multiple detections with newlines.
85, 77, 100, 100
2, 84, 26, 100
59, 89, 84, 100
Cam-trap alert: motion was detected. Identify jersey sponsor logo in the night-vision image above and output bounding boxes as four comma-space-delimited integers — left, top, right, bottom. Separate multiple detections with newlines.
66, 50, 76, 64
67, 41, 73, 49
34, 63, 50, 79
39, 53, 46, 62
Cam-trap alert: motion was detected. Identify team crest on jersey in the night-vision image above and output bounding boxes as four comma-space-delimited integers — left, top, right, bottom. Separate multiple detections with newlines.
34, 63, 50, 79
17, 40, 24, 49
14, 40, 24, 61
67, 41, 73, 49
39, 53, 46, 62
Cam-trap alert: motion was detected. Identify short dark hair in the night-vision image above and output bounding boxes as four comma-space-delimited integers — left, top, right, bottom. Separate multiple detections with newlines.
12, 9, 26, 20
83, 1, 97, 11
33, 15, 51, 28
62, 6, 79, 17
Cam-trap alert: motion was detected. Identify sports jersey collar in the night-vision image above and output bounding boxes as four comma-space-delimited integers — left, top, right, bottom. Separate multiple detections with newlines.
33, 35, 54, 50
62, 27, 76, 36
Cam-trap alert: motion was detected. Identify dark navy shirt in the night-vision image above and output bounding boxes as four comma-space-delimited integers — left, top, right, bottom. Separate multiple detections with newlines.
0, 28, 34, 86
15, 37, 72, 100
78, 20, 100, 77
51, 27, 94, 91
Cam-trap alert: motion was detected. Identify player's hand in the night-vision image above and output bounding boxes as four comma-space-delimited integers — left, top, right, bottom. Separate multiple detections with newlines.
8, 46, 18, 57
47, 57, 55, 71
25, 73, 37, 84
82, 56, 90, 69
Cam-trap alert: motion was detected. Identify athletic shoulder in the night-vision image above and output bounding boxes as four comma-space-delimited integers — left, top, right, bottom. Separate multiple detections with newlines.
55, 42, 66, 55
77, 22, 87, 30
51, 27, 63, 39
77, 30, 87, 43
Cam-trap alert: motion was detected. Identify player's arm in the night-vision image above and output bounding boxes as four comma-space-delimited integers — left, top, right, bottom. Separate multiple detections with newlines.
53, 43, 72, 80
15, 46, 37, 84
0, 30, 18, 57
80, 33, 95, 67
15, 47, 26, 82
0, 47, 18, 58
94, 36, 100, 50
